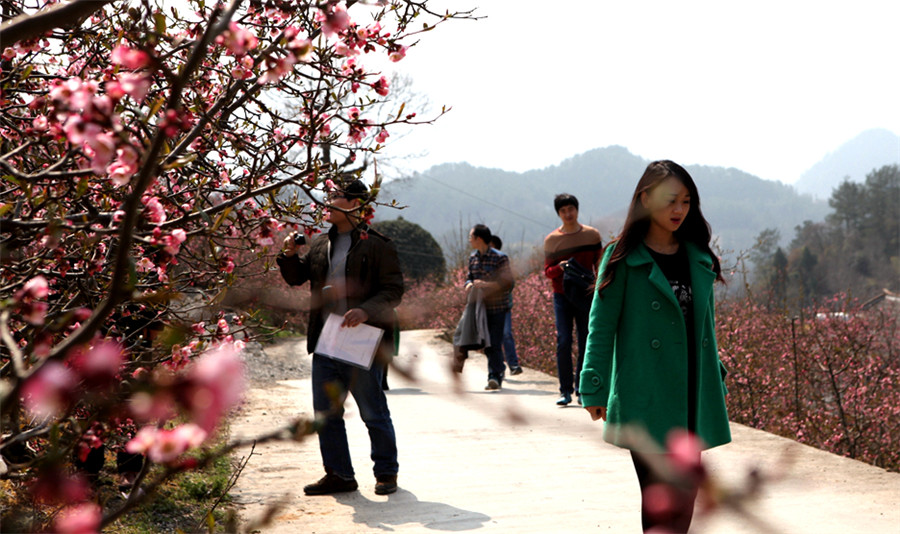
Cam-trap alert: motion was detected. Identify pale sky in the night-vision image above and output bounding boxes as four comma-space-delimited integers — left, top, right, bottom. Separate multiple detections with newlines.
380, 0, 900, 185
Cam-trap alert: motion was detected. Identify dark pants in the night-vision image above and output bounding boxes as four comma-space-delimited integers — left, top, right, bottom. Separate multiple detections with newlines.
630, 451, 700, 533
484, 310, 507, 383
553, 293, 589, 395
312, 354, 398, 479
501, 309, 520, 368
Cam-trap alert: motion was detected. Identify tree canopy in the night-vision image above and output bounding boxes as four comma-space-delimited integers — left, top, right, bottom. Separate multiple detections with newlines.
0, 1, 471, 530
372, 217, 446, 282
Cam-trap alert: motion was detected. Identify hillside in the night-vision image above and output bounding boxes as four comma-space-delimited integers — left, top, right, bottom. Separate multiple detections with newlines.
375, 146, 829, 261
794, 129, 900, 199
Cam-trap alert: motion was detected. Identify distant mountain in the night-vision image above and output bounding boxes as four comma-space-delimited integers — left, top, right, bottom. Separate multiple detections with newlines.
375, 146, 829, 262
794, 129, 900, 199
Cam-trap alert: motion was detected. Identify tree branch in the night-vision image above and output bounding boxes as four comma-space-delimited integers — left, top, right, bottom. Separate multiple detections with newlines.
0, 0, 116, 46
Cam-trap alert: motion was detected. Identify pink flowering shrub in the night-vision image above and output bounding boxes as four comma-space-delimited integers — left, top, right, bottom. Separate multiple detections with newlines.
718, 294, 900, 472
401, 267, 559, 373
1, 1, 471, 530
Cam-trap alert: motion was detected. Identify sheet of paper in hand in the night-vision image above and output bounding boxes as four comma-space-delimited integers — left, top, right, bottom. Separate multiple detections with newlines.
315, 313, 385, 370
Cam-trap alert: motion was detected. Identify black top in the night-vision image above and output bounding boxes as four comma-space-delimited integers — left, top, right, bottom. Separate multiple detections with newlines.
648, 245, 698, 431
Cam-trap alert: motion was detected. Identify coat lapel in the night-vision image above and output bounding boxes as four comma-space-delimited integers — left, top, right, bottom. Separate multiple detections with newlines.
627, 244, 680, 309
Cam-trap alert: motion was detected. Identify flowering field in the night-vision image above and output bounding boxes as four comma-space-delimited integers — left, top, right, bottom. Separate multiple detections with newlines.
403, 268, 900, 472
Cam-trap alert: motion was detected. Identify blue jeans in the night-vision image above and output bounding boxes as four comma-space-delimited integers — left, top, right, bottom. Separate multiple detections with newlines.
311, 354, 398, 479
502, 310, 520, 368
485, 310, 507, 383
553, 292, 589, 395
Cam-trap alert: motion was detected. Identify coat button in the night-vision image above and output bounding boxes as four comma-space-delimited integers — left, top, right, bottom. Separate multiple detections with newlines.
651, 339, 661, 349
651, 301, 661, 311
591, 376, 602, 386
702, 338, 709, 347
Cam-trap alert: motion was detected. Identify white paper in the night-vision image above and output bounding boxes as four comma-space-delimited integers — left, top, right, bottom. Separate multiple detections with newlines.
314, 313, 384, 370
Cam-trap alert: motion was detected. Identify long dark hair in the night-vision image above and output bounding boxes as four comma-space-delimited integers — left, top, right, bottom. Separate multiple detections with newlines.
597, 160, 723, 296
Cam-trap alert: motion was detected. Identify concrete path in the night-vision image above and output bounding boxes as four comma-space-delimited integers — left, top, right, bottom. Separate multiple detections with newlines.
230, 330, 900, 533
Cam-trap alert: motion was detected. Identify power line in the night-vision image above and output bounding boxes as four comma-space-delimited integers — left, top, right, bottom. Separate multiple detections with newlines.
422, 174, 556, 229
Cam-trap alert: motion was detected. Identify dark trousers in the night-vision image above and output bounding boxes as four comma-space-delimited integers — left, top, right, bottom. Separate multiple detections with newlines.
312, 354, 398, 479
553, 293, 589, 395
484, 310, 507, 383
630, 451, 700, 533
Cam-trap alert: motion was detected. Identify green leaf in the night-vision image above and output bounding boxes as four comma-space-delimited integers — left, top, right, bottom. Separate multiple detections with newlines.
76, 176, 89, 198
153, 12, 167, 35
162, 153, 198, 170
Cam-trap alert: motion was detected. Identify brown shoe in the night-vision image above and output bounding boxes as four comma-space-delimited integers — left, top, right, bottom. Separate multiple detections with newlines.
374, 474, 398, 495
304, 473, 358, 495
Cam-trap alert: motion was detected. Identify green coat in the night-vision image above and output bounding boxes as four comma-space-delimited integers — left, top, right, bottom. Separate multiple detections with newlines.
579, 241, 731, 452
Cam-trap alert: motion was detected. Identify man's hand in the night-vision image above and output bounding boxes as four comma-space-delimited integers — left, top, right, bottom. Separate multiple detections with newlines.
585, 406, 607, 421
281, 233, 306, 257
342, 308, 369, 327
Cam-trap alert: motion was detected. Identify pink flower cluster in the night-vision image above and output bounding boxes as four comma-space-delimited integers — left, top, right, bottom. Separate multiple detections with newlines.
126, 423, 207, 464
216, 22, 259, 56
315, 2, 351, 37
54, 502, 102, 534
20, 339, 125, 420
129, 341, 246, 437
15, 275, 50, 325
44, 51, 148, 186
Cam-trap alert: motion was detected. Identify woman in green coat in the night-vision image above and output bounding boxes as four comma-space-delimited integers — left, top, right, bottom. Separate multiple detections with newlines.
580, 160, 730, 533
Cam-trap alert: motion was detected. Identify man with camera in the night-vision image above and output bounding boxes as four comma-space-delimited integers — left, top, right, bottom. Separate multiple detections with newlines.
277, 179, 404, 496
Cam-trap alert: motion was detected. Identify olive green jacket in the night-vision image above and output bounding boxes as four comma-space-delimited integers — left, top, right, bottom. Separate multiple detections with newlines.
579, 242, 731, 451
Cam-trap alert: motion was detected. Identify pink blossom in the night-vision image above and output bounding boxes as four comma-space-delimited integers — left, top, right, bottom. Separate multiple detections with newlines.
666, 429, 704, 476
129, 390, 177, 423
128, 424, 208, 464
223, 259, 235, 273
62, 115, 102, 146
642, 483, 679, 525
84, 132, 118, 174
334, 41, 358, 57
388, 44, 408, 62
217, 318, 230, 335
135, 257, 155, 272
182, 343, 246, 432
18, 275, 49, 300
372, 76, 390, 96
125, 425, 157, 455
375, 129, 389, 144
111, 44, 151, 69
116, 72, 151, 101
106, 146, 139, 186
216, 22, 259, 56
162, 228, 187, 254
260, 54, 296, 84
21, 361, 78, 419
54, 502, 101, 534
143, 196, 166, 224
315, 3, 351, 37
32, 115, 49, 131
68, 340, 124, 386
341, 58, 363, 76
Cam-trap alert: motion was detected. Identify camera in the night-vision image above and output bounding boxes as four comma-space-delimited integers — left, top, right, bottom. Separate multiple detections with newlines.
293, 233, 306, 246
